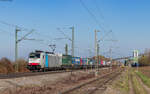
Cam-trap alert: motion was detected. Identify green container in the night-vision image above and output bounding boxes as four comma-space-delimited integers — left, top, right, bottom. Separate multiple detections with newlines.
62, 55, 72, 65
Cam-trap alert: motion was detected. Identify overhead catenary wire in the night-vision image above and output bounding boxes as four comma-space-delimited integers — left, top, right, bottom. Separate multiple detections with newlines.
92, 1, 118, 43
0, 20, 30, 31
98, 30, 111, 42
57, 28, 72, 41
0, 20, 52, 39
92, 0, 104, 20
0, 20, 55, 45
0, 28, 14, 36
79, 0, 107, 32
92, 0, 111, 31
80, 0, 118, 45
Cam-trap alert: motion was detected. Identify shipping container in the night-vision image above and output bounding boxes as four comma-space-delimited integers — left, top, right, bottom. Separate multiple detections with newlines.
101, 60, 103, 65
80, 58, 83, 65
81, 58, 88, 65
62, 55, 72, 65
72, 57, 80, 65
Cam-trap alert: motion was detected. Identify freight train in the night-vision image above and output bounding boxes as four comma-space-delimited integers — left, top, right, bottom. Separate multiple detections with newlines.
27, 50, 110, 71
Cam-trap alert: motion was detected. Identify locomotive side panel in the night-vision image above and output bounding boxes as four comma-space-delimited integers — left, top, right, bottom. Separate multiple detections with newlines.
47, 54, 62, 68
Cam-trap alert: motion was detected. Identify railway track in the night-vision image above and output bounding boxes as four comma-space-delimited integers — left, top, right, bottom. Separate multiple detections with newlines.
0, 70, 71, 79
60, 68, 123, 94
0, 67, 111, 79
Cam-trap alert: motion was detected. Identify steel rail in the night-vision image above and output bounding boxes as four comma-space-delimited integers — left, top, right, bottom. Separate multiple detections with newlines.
60, 68, 123, 94
0, 67, 112, 79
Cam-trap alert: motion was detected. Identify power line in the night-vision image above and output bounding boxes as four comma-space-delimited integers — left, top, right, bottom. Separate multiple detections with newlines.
92, 0, 108, 30
98, 30, 112, 42
79, 0, 107, 32
0, 20, 30, 31
92, 0, 118, 43
80, 0, 118, 44
0, 20, 56, 41
0, 28, 14, 36
92, 0, 104, 21
57, 28, 72, 41
0, 20, 56, 45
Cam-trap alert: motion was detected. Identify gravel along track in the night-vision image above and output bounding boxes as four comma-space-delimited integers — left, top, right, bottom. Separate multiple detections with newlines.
60, 69, 123, 94
0, 67, 111, 79
0, 70, 72, 79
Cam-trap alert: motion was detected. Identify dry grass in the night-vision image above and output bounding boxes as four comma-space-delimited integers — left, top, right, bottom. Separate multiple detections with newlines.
13, 59, 30, 72
2, 72, 96, 94
0, 58, 14, 74
131, 71, 146, 94
112, 69, 129, 94
0, 58, 29, 74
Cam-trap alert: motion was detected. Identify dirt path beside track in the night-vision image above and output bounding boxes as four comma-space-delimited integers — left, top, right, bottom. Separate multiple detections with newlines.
129, 72, 134, 94
0, 67, 114, 94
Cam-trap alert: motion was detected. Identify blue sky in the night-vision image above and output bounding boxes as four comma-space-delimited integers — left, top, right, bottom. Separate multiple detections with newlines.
0, 0, 150, 60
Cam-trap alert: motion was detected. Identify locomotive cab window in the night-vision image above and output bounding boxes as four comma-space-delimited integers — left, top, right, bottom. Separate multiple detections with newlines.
29, 55, 35, 58
29, 54, 40, 58
35, 54, 40, 58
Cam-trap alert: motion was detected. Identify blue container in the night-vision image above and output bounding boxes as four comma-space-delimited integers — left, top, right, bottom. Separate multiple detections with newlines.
72, 57, 80, 65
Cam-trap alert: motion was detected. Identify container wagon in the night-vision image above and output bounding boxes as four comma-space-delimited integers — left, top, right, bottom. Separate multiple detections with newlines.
62, 55, 72, 69
72, 57, 81, 69
80, 58, 89, 68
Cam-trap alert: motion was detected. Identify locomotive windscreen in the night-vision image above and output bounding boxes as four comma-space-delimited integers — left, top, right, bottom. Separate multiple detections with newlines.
29, 53, 40, 58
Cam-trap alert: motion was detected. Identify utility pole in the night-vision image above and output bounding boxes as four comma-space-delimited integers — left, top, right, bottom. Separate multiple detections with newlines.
94, 30, 100, 65
65, 44, 68, 55
15, 27, 20, 62
15, 29, 34, 72
95, 30, 97, 62
109, 48, 112, 68
97, 43, 99, 69
88, 48, 92, 58
57, 27, 74, 56
15, 27, 20, 72
94, 30, 100, 75
71, 26, 74, 57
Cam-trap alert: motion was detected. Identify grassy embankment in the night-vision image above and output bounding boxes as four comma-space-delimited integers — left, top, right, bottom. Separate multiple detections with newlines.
131, 69, 146, 94
112, 67, 149, 94
112, 67, 129, 94
136, 70, 150, 88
